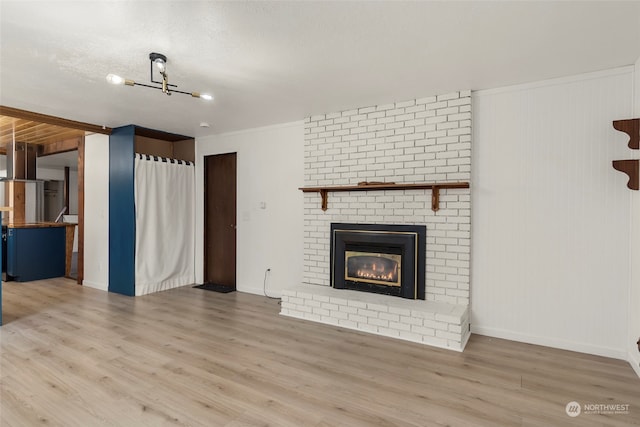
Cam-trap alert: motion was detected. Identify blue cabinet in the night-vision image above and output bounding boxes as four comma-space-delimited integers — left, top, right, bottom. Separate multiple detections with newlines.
6, 226, 65, 282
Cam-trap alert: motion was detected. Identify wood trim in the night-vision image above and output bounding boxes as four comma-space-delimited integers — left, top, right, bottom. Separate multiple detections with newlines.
0, 106, 111, 135
65, 224, 75, 278
64, 167, 70, 212
431, 186, 441, 212
77, 136, 85, 285
299, 182, 470, 193
203, 157, 209, 283
38, 136, 81, 156
299, 182, 470, 212
5, 222, 72, 228
134, 126, 192, 142
1, 120, 85, 147
8, 181, 26, 223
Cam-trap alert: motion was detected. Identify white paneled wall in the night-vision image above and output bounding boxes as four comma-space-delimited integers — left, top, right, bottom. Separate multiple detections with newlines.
629, 57, 640, 376
472, 67, 634, 358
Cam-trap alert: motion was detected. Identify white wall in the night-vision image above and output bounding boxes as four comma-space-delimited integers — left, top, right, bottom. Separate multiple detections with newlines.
195, 122, 305, 296
35, 166, 79, 214
472, 67, 634, 359
83, 133, 109, 291
630, 57, 640, 376
24, 181, 42, 222
37, 167, 65, 180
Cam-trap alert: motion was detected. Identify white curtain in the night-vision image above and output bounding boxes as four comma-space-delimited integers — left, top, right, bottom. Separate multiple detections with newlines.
134, 154, 195, 296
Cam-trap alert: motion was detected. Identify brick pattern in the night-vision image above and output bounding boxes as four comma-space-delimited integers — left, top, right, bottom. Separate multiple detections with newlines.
281, 286, 470, 351
302, 91, 472, 305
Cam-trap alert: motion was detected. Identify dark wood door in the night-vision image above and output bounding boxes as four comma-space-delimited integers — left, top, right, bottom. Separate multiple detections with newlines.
204, 153, 237, 289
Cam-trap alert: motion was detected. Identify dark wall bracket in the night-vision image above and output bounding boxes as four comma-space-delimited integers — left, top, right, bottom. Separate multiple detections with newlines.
612, 118, 640, 190
613, 119, 639, 150
612, 160, 639, 190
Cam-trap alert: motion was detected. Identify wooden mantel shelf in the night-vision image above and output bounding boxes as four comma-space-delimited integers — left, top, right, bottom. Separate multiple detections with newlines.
299, 182, 470, 212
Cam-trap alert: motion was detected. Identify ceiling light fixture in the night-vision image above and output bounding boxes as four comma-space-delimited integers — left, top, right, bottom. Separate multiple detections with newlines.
106, 52, 213, 100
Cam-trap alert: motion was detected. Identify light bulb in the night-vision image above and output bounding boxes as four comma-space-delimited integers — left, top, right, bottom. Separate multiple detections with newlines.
106, 74, 124, 85
106, 74, 134, 87
154, 58, 166, 72
191, 92, 214, 101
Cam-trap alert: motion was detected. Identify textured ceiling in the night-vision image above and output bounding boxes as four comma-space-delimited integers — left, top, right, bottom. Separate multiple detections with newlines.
1, 1, 639, 138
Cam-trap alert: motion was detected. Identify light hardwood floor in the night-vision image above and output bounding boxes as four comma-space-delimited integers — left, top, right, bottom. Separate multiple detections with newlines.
1, 278, 639, 427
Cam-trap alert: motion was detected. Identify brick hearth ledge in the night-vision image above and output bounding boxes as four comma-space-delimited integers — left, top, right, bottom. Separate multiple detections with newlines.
280, 284, 470, 351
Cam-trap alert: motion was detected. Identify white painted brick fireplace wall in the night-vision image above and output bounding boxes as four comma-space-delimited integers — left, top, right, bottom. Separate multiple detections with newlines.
281, 90, 472, 350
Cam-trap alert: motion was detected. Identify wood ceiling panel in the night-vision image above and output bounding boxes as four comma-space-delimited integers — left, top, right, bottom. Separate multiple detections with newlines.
0, 116, 86, 148
0, 107, 110, 156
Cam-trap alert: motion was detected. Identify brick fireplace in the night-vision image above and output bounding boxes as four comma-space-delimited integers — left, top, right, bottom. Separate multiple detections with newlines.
281, 91, 472, 351
331, 223, 426, 300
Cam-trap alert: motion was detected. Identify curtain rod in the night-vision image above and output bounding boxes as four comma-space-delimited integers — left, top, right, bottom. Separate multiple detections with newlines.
135, 153, 193, 166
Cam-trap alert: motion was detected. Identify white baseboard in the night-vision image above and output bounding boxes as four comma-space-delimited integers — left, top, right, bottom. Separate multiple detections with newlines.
82, 280, 108, 292
471, 325, 627, 360
629, 350, 640, 378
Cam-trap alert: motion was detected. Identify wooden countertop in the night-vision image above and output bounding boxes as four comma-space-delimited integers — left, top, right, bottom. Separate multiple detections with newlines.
3, 222, 76, 229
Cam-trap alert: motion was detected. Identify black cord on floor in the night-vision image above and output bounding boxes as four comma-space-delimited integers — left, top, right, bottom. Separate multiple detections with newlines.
263, 269, 280, 301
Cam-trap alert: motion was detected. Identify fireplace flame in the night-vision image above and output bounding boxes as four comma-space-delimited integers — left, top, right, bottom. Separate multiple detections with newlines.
356, 270, 395, 281
346, 253, 400, 285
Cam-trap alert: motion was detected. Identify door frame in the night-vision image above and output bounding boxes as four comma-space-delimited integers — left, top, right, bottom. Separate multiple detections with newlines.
77, 137, 84, 284
203, 152, 237, 287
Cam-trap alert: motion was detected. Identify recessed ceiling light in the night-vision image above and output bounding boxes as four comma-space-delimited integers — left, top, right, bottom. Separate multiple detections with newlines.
200, 122, 210, 128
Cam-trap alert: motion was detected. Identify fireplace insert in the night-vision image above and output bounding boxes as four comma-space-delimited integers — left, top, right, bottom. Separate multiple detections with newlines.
330, 223, 426, 299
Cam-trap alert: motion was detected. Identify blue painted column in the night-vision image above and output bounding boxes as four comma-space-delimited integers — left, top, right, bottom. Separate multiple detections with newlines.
109, 125, 136, 296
